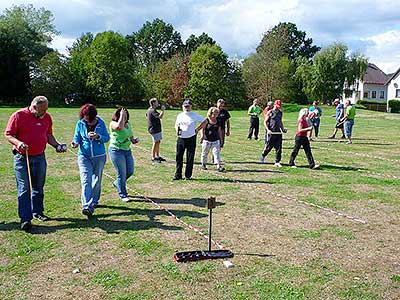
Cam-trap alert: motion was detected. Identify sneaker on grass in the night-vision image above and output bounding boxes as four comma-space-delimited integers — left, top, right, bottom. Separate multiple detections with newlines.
274, 162, 282, 168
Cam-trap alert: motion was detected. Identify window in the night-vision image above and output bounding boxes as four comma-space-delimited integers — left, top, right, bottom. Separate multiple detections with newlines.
371, 91, 376, 99
380, 91, 385, 99
363, 91, 369, 98
396, 89, 400, 98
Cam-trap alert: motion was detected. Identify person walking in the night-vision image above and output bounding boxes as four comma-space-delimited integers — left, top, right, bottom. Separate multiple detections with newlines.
260, 100, 285, 167
146, 98, 165, 163
109, 107, 138, 202
173, 100, 205, 180
4, 96, 67, 232
200, 107, 224, 172
71, 104, 110, 217
289, 108, 319, 169
308, 101, 322, 140
247, 98, 262, 140
328, 99, 345, 139
216, 99, 231, 149
343, 100, 356, 144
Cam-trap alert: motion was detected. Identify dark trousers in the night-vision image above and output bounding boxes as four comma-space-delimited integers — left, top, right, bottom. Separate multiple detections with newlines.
261, 134, 282, 163
289, 136, 315, 168
175, 135, 196, 179
248, 117, 259, 139
312, 118, 320, 137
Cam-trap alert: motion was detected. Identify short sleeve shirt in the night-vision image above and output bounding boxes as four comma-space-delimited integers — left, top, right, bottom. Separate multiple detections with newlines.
175, 111, 204, 138
146, 108, 162, 134
5, 107, 53, 155
217, 109, 231, 130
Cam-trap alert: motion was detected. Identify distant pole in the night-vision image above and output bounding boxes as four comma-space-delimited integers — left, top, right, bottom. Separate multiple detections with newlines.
207, 197, 216, 252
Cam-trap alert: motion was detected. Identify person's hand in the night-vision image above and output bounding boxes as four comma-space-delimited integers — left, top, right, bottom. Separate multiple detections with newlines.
282, 128, 288, 133
88, 132, 98, 140
71, 141, 79, 148
226, 130, 230, 136
56, 143, 67, 153
160, 105, 166, 111
17, 141, 28, 151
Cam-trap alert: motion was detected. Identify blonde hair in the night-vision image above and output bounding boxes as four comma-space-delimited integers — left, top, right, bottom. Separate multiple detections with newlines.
298, 108, 308, 120
207, 107, 219, 118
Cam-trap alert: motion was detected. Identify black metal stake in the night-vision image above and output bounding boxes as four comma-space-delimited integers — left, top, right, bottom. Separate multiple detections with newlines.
208, 207, 212, 251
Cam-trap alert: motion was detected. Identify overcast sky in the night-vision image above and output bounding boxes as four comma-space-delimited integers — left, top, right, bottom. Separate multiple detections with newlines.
2, 0, 400, 73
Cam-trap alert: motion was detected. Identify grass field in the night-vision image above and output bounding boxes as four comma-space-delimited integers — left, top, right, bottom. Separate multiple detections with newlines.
0, 105, 399, 300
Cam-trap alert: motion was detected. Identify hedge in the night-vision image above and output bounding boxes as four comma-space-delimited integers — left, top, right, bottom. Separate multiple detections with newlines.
388, 99, 400, 113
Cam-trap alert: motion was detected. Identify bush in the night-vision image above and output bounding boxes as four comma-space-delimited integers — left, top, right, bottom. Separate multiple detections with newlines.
388, 99, 400, 113
357, 99, 386, 105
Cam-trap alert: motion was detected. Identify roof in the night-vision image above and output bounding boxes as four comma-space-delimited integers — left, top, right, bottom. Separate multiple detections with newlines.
363, 63, 391, 85
385, 67, 400, 85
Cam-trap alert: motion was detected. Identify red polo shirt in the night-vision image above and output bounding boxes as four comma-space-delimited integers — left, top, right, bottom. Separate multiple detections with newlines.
5, 107, 53, 155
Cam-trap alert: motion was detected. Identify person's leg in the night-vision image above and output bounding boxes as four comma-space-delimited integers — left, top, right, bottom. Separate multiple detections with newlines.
329, 127, 338, 138
14, 154, 32, 223
92, 155, 106, 206
261, 138, 274, 158
78, 155, 94, 212
125, 150, 134, 182
275, 135, 283, 163
30, 153, 47, 217
151, 140, 157, 159
154, 140, 161, 158
212, 141, 222, 169
289, 137, 302, 166
314, 118, 320, 138
248, 118, 254, 139
201, 140, 211, 166
175, 138, 185, 179
109, 148, 127, 198
254, 118, 259, 140
302, 137, 316, 168
185, 136, 196, 179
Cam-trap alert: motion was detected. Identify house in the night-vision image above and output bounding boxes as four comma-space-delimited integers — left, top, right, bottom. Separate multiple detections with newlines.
343, 63, 400, 110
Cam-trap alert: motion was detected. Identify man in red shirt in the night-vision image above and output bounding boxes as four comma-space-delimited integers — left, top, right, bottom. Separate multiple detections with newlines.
4, 96, 66, 232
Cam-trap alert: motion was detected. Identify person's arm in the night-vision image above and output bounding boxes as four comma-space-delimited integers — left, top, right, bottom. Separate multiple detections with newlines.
226, 119, 230, 136
97, 120, 110, 143
264, 111, 271, 132
159, 106, 165, 119
218, 126, 223, 143
5, 134, 28, 151
47, 134, 66, 152
111, 109, 127, 130
298, 120, 312, 133
195, 119, 207, 134
248, 106, 253, 116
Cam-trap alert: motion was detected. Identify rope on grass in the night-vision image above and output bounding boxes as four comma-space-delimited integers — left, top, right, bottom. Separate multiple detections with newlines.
67, 148, 225, 250
133, 146, 367, 224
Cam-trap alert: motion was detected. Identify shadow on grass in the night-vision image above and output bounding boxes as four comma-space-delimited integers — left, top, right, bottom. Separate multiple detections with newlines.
0, 206, 208, 234
188, 177, 274, 184
225, 169, 283, 174
235, 252, 276, 258
318, 164, 365, 171
313, 140, 396, 146
124, 196, 224, 208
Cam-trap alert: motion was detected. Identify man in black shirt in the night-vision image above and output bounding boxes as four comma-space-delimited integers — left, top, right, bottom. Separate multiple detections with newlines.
216, 99, 231, 149
146, 98, 165, 163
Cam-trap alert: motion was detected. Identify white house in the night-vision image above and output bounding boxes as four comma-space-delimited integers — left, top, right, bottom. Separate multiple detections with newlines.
343, 63, 400, 110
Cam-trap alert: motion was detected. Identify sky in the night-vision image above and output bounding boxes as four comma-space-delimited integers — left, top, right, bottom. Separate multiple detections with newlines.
1, 0, 400, 73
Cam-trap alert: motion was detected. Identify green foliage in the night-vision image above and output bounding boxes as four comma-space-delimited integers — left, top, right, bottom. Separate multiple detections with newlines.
226, 58, 248, 108
184, 32, 216, 54
127, 18, 183, 73
186, 44, 229, 108
388, 99, 400, 113
83, 31, 139, 104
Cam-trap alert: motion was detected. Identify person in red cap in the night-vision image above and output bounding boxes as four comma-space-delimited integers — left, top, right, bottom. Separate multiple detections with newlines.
260, 100, 286, 167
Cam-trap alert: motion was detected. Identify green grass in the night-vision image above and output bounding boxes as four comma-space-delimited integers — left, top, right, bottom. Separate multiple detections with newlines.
0, 106, 399, 299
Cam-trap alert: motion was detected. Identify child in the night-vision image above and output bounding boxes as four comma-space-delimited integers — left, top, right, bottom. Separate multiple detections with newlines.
200, 107, 224, 172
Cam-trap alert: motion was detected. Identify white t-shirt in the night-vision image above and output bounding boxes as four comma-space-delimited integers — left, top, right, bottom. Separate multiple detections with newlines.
175, 111, 205, 138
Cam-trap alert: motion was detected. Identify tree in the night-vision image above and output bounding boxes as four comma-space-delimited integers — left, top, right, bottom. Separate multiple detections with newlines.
184, 33, 216, 54
346, 53, 368, 98
31, 51, 72, 104
82, 31, 138, 104
0, 4, 58, 101
226, 58, 247, 108
296, 42, 349, 102
127, 18, 183, 72
186, 44, 229, 108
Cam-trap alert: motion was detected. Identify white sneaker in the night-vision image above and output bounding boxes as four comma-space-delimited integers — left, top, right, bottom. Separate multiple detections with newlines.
259, 155, 265, 163
274, 162, 282, 168
290, 165, 297, 168
312, 164, 320, 169
120, 197, 129, 202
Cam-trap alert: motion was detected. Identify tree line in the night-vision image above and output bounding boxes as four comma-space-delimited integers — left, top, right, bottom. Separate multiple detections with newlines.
0, 4, 368, 108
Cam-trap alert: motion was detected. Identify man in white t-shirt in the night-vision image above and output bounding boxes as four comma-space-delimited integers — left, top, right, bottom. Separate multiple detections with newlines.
174, 100, 205, 180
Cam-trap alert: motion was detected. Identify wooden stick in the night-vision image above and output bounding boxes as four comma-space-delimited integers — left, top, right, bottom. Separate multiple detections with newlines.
26, 149, 33, 194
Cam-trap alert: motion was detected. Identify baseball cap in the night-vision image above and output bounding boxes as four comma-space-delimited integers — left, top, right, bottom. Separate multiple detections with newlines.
182, 100, 192, 107
274, 99, 282, 108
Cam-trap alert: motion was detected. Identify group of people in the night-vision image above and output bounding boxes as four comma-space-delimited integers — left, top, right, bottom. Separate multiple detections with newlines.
329, 98, 356, 144
5, 94, 355, 232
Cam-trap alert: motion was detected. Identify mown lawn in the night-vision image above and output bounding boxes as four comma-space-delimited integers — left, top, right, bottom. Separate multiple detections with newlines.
0, 105, 399, 300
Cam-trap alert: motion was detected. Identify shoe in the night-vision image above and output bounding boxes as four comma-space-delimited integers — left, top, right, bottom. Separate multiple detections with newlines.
341, 135, 346, 139
274, 162, 282, 168
247, 137, 251, 140
311, 164, 320, 169
290, 165, 297, 168
255, 137, 258, 141
217, 166, 225, 172
201, 164, 207, 170
112, 181, 117, 188
157, 156, 166, 162
120, 197, 129, 202
259, 155, 265, 163
172, 176, 182, 181
20, 221, 32, 232
309, 138, 314, 141
184, 177, 192, 180
33, 214, 49, 222
328, 135, 335, 139
82, 208, 93, 218
152, 158, 161, 163
345, 141, 352, 144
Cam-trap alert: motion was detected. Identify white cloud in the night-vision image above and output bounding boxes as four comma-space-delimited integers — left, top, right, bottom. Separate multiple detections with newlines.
361, 30, 400, 73
50, 36, 75, 55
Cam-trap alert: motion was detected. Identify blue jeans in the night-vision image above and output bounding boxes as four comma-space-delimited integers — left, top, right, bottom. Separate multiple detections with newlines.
345, 119, 354, 137
14, 152, 47, 222
78, 155, 106, 212
312, 118, 320, 137
108, 148, 134, 198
